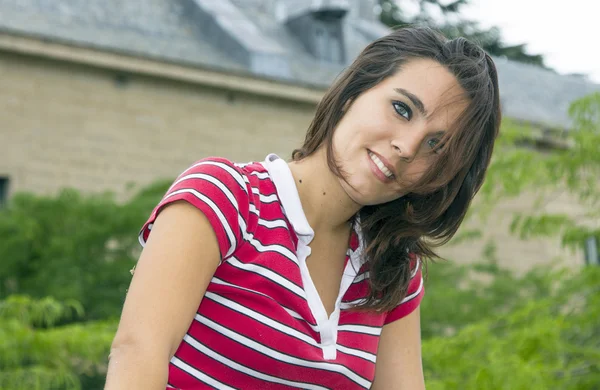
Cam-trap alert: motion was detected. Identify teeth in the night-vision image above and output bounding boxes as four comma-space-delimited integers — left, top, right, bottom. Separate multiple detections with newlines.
369, 152, 393, 178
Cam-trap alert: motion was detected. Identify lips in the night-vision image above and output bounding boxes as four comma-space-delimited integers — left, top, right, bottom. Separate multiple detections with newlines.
368, 150, 396, 179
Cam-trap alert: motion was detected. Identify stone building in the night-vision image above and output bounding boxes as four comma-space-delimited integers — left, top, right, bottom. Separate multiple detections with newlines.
0, 0, 598, 269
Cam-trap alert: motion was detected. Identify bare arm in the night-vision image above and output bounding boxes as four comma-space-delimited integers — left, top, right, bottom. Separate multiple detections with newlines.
104, 201, 221, 389
371, 307, 425, 390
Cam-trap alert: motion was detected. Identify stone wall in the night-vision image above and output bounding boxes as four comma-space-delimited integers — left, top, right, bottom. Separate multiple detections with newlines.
0, 51, 315, 197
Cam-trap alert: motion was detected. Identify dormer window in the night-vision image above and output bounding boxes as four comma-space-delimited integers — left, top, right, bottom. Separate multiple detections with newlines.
282, 0, 349, 64
313, 19, 344, 63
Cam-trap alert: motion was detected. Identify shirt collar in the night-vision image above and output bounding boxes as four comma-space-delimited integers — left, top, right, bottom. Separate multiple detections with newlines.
262, 154, 313, 237
262, 153, 366, 269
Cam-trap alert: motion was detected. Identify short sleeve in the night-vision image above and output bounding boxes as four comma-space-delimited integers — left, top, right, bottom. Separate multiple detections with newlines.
138, 157, 250, 262
384, 255, 425, 324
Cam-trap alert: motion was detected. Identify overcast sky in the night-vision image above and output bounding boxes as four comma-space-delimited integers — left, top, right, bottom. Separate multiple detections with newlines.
395, 0, 598, 83
461, 0, 598, 83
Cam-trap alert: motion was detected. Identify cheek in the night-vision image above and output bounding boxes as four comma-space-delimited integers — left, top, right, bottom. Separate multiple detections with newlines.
340, 105, 392, 141
332, 123, 366, 157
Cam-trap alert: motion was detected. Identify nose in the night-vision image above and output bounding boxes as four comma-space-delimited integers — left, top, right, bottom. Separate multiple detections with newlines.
390, 132, 422, 163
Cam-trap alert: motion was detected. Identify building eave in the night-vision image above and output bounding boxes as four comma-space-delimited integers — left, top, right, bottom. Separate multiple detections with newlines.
0, 32, 325, 105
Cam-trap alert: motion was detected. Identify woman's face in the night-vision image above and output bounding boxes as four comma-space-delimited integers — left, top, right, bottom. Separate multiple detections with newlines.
332, 58, 468, 206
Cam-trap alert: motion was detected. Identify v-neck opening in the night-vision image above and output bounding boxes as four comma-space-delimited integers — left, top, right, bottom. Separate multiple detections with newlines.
262, 154, 364, 360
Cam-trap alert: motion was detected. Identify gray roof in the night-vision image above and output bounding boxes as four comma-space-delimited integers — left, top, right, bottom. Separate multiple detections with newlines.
0, 0, 598, 129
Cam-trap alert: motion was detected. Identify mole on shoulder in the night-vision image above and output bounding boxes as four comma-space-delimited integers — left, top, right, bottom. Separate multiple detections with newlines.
323, 192, 326, 195
299, 179, 303, 183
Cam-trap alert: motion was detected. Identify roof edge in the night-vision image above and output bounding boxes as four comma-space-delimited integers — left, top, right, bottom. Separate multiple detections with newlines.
0, 32, 324, 105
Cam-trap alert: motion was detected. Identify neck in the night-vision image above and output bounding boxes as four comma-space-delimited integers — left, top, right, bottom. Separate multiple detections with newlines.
287, 148, 361, 234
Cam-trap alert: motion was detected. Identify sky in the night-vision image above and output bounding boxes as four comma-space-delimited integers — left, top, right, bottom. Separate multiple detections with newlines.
396, 0, 599, 83
461, 0, 599, 83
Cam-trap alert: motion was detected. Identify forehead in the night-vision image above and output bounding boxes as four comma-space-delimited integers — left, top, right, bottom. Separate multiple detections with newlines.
379, 58, 467, 119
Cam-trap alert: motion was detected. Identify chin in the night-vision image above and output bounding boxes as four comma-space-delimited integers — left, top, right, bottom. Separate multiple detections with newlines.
342, 180, 397, 207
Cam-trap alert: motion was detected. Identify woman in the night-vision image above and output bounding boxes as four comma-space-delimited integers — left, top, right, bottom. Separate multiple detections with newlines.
105, 26, 500, 389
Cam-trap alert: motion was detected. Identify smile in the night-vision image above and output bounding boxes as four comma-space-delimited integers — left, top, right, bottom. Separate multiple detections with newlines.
368, 151, 394, 179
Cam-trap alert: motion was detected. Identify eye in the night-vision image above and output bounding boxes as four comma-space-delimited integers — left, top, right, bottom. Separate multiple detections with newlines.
392, 101, 412, 120
427, 138, 442, 153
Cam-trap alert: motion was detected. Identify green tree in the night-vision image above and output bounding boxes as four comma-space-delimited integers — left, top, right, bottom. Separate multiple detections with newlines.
0, 295, 116, 390
378, 0, 548, 68
421, 242, 557, 339
422, 265, 600, 389
477, 93, 600, 252
0, 181, 170, 389
0, 180, 170, 320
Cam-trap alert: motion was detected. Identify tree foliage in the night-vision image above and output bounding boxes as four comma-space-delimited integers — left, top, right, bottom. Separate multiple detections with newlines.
0, 181, 172, 388
378, 0, 548, 68
0, 295, 116, 390
477, 93, 600, 251
421, 242, 558, 339
0, 181, 170, 320
422, 263, 600, 389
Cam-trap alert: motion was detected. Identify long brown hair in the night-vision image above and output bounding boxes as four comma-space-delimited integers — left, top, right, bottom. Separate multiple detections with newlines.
292, 26, 501, 312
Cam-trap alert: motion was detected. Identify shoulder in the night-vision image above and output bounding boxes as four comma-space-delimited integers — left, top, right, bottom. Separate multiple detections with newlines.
179, 157, 269, 184
139, 156, 267, 258
177, 156, 246, 183
167, 156, 269, 197
164, 156, 280, 224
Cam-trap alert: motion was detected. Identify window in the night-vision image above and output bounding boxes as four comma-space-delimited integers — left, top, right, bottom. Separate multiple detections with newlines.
284, 1, 348, 64
313, 21, 344, 63
584, 236, 599, 266
0, 177, 8, 207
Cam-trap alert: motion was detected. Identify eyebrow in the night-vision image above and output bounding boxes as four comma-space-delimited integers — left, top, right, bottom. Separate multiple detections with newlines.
393, 88, 428, 118
430, 130, 446, 139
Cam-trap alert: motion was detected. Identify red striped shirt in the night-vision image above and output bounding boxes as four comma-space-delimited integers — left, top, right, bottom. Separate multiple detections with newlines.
140, 154, 424, 389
